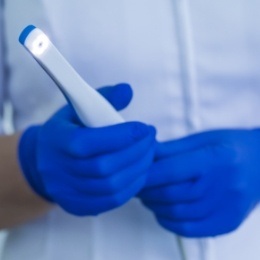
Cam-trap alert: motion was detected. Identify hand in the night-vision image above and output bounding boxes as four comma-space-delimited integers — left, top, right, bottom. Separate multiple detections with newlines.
139, 129, 260, 237
19, 83, 156, 216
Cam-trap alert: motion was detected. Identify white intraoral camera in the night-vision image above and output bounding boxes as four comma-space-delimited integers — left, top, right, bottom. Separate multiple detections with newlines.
19, 25, 124, 127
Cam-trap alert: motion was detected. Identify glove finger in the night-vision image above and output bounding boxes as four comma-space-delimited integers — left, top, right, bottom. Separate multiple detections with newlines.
145, 151, 202, 187
143, 189, 223, 222
63, 122, 156, 158
51, 174, 147, 216
139, 181, 203, 203
146, 144, 227, 187
64, 147, 154, 195
156, 204, 243, 238
155, 129, 231, 160
64, 128, 155, 177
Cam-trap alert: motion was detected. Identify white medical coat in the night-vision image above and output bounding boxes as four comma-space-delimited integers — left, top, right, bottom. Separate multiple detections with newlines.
1, 0, 260, 259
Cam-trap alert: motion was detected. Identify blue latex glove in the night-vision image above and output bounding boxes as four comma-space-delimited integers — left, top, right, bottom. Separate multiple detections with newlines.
139, 129, 260, 237
19, 83, 156, 216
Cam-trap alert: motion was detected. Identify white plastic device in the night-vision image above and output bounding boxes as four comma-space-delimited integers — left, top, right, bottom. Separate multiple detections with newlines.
19, 25, 124, 127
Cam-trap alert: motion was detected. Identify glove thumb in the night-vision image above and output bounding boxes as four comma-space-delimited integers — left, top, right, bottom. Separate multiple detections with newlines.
97, 83, 133, 111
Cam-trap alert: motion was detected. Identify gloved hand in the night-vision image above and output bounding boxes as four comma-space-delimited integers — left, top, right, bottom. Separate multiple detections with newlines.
19, 83, 156, 216
139, 129, 260, 237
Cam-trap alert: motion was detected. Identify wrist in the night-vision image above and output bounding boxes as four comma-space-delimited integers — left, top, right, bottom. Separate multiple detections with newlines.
18, 126, 52, 201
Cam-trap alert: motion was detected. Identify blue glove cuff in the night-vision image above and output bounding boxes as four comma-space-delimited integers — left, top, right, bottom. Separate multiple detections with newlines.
18, 126, 52, 201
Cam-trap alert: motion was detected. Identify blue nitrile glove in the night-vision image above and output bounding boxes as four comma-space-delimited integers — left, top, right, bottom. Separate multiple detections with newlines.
19, 83, 156, 216
139, 129, 260, 237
